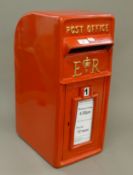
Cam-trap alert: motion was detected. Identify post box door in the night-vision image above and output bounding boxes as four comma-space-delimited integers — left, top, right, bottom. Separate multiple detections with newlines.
63, 77, 106, 160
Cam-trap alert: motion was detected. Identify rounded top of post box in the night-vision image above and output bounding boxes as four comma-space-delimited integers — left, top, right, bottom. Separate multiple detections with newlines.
23, 11, 114, 19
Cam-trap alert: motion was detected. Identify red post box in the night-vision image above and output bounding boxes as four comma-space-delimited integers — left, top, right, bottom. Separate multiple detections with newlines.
15, 11, 115, 168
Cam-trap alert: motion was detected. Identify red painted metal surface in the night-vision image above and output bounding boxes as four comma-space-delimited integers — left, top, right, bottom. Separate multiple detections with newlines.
14, 11, 115, 167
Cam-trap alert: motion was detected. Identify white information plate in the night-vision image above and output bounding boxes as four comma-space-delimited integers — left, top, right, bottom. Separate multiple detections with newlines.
74, 99, 94, 145
77, 39, 90, 45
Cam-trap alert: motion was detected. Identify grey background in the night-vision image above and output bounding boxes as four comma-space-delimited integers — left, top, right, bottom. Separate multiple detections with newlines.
0, 0, 132, 175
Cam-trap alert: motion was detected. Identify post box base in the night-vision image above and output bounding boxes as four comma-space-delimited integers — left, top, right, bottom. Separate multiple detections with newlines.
57, 148, 102, 168
17, 131, 103, 168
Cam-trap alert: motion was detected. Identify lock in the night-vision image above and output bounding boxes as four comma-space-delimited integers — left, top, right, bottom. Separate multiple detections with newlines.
15, 11, 115, 168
